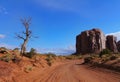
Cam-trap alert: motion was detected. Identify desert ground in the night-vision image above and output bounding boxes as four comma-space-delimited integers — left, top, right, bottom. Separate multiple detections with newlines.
0, 48, 120, 82
13, 60, 120, 82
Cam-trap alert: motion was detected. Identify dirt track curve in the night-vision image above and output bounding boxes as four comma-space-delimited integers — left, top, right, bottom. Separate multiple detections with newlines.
14, 60, 120, 82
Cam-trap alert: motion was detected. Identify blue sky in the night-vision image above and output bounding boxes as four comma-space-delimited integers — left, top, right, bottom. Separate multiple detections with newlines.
0, 0, 120, 55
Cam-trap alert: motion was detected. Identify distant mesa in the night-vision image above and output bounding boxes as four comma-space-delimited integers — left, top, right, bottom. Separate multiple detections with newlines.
76, 28, 119, 54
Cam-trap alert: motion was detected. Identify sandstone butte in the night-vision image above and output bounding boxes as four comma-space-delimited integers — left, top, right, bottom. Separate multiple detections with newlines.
76, 28, 119, 54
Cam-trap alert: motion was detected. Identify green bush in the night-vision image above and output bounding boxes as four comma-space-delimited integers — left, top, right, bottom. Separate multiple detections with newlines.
46, 53, 56, 57
45, 54, 53, 66
12, 56, 21, 63
84, 57, 93, 64
13, 48, 19, 51
0, 54, 13, 62
0, 47, 7, 50
0, 47, 8, 54
76, 55, 83, 59
99, 49, 111, 57
65, 55, 75, 60
25, 48, 37, 58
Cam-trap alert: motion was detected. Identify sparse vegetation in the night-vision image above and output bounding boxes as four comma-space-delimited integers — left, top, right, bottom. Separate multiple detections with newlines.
0, 54, 13, 62
0, 54, 21, 63
23, 48, 37, 58
65, 55, 76, 60
28, 48, 37, 58
13, 48, 19, 51
45, 53, 56, 57
65, 55, 83, 60
12, 56, 21, 63
25, 65, 33, 73
84, 57, 93, 64
99, 49, 111, 57
110, 55, 117, 60
45, 54, 54, 66
0, 47, 8, 54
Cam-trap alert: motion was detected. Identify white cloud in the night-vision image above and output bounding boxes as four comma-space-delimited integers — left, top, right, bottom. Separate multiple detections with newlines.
37, 45, 75, 55
34, 0, 107, 19
0, 43, 16, 49
0, 34, 5, 38
34, 0, 89, 13
106, 31, 120, 41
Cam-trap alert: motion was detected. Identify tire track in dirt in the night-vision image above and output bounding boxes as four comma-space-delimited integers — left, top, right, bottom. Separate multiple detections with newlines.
15, 60, 120, 82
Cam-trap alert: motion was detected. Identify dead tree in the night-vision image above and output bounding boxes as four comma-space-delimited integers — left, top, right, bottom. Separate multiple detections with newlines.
16, 17, 32, 56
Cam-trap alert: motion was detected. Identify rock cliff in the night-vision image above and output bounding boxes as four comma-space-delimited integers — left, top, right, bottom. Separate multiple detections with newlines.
76, 28, 119, 54
76, 28, 106, 54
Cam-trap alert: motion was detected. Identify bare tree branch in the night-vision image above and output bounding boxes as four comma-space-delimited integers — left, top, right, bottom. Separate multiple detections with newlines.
16, 17, 33, 56
15, 33, 25, 40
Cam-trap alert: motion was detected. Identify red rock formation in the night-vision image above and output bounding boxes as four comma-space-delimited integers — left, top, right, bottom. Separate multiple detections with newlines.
76, 28, 106, 54
117, 41, 120, 52
106, 35, 118, 53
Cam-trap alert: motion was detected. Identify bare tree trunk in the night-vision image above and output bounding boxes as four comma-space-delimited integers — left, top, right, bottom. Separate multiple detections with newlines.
20, 39, 28, 56
16, 17, 32, 56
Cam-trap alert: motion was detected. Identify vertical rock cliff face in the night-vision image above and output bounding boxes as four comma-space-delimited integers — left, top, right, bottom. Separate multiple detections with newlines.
76, 31, 89, 54
76, 28, 120, 54
117, 41, 120, 52
76, 28, 106, 54
106, 35, 118, 53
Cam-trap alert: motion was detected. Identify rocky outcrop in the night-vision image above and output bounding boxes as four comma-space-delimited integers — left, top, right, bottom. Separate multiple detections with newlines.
117, 41, 120, 52
106, 35, 118, 53
76, 28, 106, 54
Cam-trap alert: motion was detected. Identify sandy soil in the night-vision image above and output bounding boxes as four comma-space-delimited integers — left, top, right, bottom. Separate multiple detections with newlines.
13, 60, 120, 82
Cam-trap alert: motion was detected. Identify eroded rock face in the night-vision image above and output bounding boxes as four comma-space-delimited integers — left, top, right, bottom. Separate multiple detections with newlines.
106, 35, 118, 53
76, 28, 106, 54
117, 41, 120, 52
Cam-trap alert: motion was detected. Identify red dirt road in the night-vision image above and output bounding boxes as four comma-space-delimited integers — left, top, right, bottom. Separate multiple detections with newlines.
14, 60, 120, 82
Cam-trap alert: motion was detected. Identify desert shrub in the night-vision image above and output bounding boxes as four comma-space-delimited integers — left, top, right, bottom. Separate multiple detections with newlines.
12, 56, 21, 63
76, 55, 83, 59
99, 49, 111, 57
46, 53, 56, 57
57, 55, 66, 60
0, 47, 8, 54
0, 50, 7, 54
84, 57, 93, 64
65, 55, 75, 60
45, 55, 53, 66
100, 55, 117, 63
65, 55, 83, 60
0, 54, 21, 63
0, 47, 7, 50
29, 48, 37, 58
110, 56, 117, 60
24, 48, 37, 58
25, 65, 33, 73
0, 54, 13, 62
13, 48, 19, 51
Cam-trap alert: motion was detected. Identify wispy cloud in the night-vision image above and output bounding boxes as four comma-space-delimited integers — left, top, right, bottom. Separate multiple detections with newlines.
0, 6, 8, 14
35, 0, 89, 12
0, 34, 5, 38
37, 45, 75, 55
106, 31, 120, 41
35, 0, 119, 19
0, 43, 16, 49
